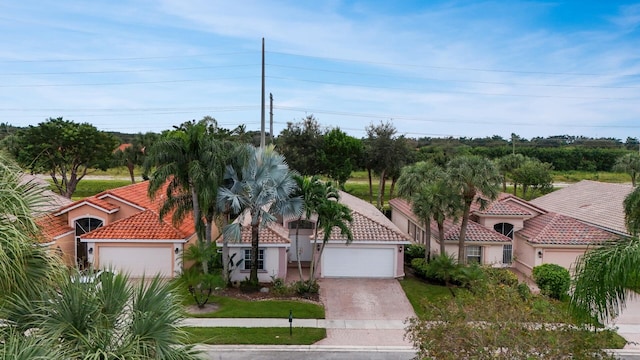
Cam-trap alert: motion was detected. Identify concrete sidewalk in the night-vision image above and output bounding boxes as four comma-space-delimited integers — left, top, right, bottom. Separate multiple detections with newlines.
180, 318, 407, 330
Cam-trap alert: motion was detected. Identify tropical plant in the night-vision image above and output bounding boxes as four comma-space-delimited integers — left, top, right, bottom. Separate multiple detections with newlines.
624, 186, 640, 236
511, 158, 553, 199
495, 153, 526, 193
113, 132, 158, 183
291, 175, 327, 280
447, 155, 501, 263
614, 152, 640, 186
217, 144, 302, 284
309, 195, 353, 282
0, 153, 64, 303
3, 271, 199, 359
318, 127, 363, 189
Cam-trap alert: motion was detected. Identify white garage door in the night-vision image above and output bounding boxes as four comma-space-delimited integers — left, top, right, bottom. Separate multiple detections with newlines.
98, 246, 173, 277
322, 247, 395, 278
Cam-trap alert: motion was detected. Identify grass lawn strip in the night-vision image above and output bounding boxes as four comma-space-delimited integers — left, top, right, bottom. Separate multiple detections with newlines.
187, 296, 325, 319
182, 327, 326, 345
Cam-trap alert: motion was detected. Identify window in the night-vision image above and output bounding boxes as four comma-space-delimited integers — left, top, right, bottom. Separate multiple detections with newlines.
465, 246, 482, 264
502, 244, 513, 264
75, 217, 104, 268
288, 220, 314, 230
494, 223, 514, 239
408, 221, 424, 242
243, 249, 264, 270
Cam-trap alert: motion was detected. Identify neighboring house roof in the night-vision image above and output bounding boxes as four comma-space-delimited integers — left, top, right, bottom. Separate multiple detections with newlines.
389, 197, 420, 223
530, 180, 632, 236
442, 219, 512, 243
519, 212, 619, 245
237, 223, 290, 245
115, 143, 132, 152
42, 181, 196, 241
37, 214, 74, 243
81, 209, 186, 240
477, 201, 533, 217
20, 174, 73, 214
317, 191, 410, 243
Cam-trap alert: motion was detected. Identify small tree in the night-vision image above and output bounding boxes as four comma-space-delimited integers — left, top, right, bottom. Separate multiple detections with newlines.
532, 263, 570, 300
614, 152, 640, 186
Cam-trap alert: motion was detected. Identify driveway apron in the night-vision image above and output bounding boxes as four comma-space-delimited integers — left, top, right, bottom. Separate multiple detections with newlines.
315, 278, 416, 347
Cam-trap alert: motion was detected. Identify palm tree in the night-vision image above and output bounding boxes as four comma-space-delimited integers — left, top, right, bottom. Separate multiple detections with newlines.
614, 152, 640, 186
495, 153, 526, 193
310, 197, 353, 282
448, 155, 501, 264
291, 175, 327, 280
217, 144, 303, 284
624, 186, 640, 236
4, 271, 199, 359
0, 153, 64, 302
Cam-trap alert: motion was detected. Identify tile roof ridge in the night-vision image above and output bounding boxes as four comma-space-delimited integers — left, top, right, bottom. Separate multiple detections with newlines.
95, 180, 148, 198
82, 208, 187, 239
529, 212, 560, 243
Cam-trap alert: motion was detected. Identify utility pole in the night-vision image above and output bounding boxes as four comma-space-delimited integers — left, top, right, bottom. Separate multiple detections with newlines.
511, 133, 516, 154
260, 37, 266, 149
269, 93, 273, 144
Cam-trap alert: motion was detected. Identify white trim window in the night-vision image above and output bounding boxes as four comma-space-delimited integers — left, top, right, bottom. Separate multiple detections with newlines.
465, 246, 482, 264
243, 249, 264, 270
502, 244, 513, 264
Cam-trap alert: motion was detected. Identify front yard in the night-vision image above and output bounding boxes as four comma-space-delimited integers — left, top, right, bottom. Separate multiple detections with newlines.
182, 327, 326, 345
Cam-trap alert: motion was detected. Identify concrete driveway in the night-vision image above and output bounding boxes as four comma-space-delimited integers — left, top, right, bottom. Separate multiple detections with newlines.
315, 278, 416, 347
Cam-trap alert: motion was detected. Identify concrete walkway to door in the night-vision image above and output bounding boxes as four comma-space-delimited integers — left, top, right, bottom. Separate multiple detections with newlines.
314, 278, 416, 347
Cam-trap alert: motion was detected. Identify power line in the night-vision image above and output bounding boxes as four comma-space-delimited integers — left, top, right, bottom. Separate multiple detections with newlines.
0, 51, 257, 63
0, 76, 259, 88
266, 63, 640, 89
267, 76, 637, 100
0, 64, 259, 76
267, 50, 618, 77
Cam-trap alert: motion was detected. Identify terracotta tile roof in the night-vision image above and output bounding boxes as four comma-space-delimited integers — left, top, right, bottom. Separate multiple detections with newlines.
81, 209, 186, 240
477, 201, 533, 216
217, 222, 290, 245
389, 198, 420, 223
530, 180, 632, 236
317, 192, 410, 242
20, 174, 73, 214
441, 219, 512, 243
36, 214, 73, 242
56, 197, 119, 214
518, 212, 619, 245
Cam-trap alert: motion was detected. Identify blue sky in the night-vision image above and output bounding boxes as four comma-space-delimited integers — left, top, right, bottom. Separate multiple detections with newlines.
1, 1, 639, 140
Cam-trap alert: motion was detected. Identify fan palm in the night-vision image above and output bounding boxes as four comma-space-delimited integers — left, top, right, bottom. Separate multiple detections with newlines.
448, 155, 501, 263
217, 144, 302, 284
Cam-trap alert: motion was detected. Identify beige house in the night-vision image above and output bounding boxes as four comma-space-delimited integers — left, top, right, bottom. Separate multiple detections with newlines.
390, 191, 619, 276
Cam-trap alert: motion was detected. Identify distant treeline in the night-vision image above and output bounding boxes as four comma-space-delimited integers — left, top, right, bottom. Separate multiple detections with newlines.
412, 135, 638, 172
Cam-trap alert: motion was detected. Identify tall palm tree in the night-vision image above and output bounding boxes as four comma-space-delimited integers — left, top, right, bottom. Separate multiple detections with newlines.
291, 175, 327, 280
217, 145, 302, 284
448, 155, 501, 264
310, 197, 353, 282
624, 186, 640, 236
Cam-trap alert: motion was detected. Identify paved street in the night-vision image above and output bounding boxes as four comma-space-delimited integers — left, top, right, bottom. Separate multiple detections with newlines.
196, 345, 415, 360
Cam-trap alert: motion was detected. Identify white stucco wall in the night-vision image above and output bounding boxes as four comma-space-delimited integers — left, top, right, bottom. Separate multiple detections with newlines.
226, 245, 287, 283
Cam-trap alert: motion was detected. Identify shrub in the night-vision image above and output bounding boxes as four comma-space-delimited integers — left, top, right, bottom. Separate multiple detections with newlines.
405, 244, 425, 263
410, 257, 429, 278
294, 280, 319, 297
271, 277, 291, 296
427, 253, 459, 285
239, 278, 261, 293
455, 263, 486, 291
516, 282, 532, 300
532, 264, 570, 300
484, 268, 519, 287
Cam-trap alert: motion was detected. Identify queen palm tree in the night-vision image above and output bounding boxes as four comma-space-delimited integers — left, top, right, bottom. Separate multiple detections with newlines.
310, 197, 353, 282
448, 155, 501, 264
571, 186, 640, 323
217, 144, 302, 284
614, 152, 640, 187
291, 175, 328, 280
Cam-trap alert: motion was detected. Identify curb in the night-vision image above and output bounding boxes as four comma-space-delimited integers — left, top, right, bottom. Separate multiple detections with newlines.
193, 344, 416, 352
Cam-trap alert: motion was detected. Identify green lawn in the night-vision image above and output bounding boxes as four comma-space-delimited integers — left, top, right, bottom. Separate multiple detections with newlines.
186, 296, 325, 319
182, 327, 326, 345
399, 276, 452, 319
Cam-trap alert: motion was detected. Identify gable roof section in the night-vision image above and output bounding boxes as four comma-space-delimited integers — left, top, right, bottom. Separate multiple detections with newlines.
530, 180, 632, 236
518, 212, 619, 245
441, 219, 512, 243
216, 222, 291, 245
80, 209, 186, 240
318, 191, 410, 242
55, 197, 120, 215
37, 214, 74, 242
477, 201, 533, 217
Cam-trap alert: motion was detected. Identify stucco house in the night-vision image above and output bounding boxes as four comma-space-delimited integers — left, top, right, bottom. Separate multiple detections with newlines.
219, 191, 411, 282
38, 181, 196, 277
390, 191, 620, 276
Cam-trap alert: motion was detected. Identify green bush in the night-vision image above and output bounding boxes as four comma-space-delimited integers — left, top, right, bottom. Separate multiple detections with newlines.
532, 264, 570, 300
405, 244, 425, 263
427, 254, 460, 285
454, 263, 486, 291
294, 280, 319, 297
516, 282, 532, 300
410, 258, 429, 278
484, 268, 519, 287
